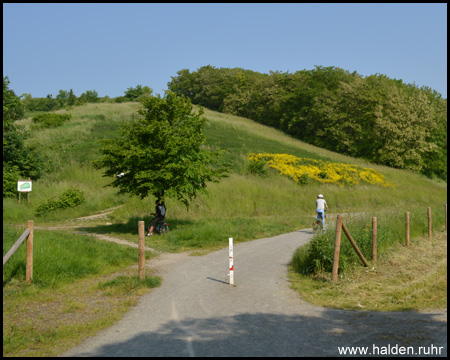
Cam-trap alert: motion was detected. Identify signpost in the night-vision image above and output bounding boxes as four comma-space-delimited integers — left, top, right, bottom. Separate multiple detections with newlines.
229, 237, 234, 285
17, 178, 32, 205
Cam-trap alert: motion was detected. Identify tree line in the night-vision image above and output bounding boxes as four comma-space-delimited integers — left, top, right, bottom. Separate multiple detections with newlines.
168, 65, 447, 181
20, 84, 152, 112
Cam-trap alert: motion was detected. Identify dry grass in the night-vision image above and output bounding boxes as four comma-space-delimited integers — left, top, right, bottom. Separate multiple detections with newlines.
289, 232, 447, 311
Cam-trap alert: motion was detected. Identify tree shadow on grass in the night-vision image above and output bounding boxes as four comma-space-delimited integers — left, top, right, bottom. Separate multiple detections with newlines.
76, 217, 194, 236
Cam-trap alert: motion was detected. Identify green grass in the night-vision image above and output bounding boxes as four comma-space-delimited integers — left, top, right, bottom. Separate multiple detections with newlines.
3, 225, 156, 288
98, 275, 162, 294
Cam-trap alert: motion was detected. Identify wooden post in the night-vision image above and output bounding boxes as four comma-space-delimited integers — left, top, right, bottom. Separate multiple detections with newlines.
405, 211, 410, 247
428, 207, 432, 240
26, 220, 34, 284
372, 217, 377, 263
332, 215, 343, 282
138, 221, 145, 280
342, 222, 369, 267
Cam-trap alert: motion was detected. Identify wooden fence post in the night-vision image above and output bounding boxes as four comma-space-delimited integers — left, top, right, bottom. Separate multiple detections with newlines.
138, 221, 145, 280
428, 207, 432, 240
405, 211, 410, 247
372, 217, 377, 262
332, 215, 343, 282
26, 220, 34, 284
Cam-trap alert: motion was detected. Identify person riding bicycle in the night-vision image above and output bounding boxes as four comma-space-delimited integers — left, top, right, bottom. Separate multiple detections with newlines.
146, 199, 166, 236
316, 194, 328, 230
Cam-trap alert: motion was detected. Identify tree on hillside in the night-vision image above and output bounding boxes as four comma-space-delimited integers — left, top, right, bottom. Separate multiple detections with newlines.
3, 76, 25, 132
77, 90, 99, 104
94, 91, 229, 207
55, 89, 77, 107
124, 84, 152, 101
3, 76, 44, 197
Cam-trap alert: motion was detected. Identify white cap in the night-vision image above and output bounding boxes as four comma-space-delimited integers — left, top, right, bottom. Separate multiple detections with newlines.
318, 194, 323, 198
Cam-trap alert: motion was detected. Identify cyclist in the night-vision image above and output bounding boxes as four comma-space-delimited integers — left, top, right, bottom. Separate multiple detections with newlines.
316, 194, 328, 230
146, 199, 166, 236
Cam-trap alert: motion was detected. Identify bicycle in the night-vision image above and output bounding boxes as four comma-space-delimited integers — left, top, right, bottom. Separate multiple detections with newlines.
148, 218, 169, 235
312, 211, 326, 232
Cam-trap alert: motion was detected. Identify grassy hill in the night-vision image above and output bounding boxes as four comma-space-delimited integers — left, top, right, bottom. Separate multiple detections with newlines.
4, 101, 447, 251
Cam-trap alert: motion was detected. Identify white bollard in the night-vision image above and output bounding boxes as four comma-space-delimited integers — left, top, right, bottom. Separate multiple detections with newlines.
229, 237, 234, 285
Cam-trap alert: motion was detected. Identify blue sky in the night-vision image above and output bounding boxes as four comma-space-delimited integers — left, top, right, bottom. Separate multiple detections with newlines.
3, 3, 447, 99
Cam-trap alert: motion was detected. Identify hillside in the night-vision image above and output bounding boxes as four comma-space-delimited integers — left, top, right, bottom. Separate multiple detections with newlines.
4, 101, 447, 249
169, 66, 447, 181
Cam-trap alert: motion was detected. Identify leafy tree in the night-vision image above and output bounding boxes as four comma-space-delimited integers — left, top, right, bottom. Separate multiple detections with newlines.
56, 89, 69, 108
3, 76, 44, 196
372, 81, 436, 171
55, 89, 76, 107
21, 93, 59, 112
420, 88, 447, 180
3, 76, 25, 133
67, 89, 76, 106
94, 91, 228, 207
77, 90, 99, 104
168, 69, 195, 99
124, 85, 153, 101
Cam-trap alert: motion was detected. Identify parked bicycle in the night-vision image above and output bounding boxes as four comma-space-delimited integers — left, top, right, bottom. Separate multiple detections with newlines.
148, 218, 169, 235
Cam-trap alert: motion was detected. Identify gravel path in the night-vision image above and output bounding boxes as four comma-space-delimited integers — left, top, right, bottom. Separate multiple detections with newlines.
61, 229, 447, 357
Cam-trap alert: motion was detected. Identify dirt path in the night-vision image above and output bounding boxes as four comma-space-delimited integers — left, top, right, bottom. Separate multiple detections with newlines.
60, 230, 447, 357
31, 206, 158, 253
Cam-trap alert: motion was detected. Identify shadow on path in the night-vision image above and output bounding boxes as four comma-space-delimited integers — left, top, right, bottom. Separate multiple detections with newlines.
66, 309, 447, 357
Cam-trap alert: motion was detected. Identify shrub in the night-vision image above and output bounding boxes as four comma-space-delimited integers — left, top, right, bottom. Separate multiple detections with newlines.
248, 153, 395, 187
2, 164, 21, 197
31, 113, 72, 129
35, 187, 85, 216
247, 158, 268, 177
298, 173, 309, 186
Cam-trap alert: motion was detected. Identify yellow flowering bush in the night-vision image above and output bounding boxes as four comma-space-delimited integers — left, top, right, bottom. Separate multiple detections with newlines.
247, 153, 394, 187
